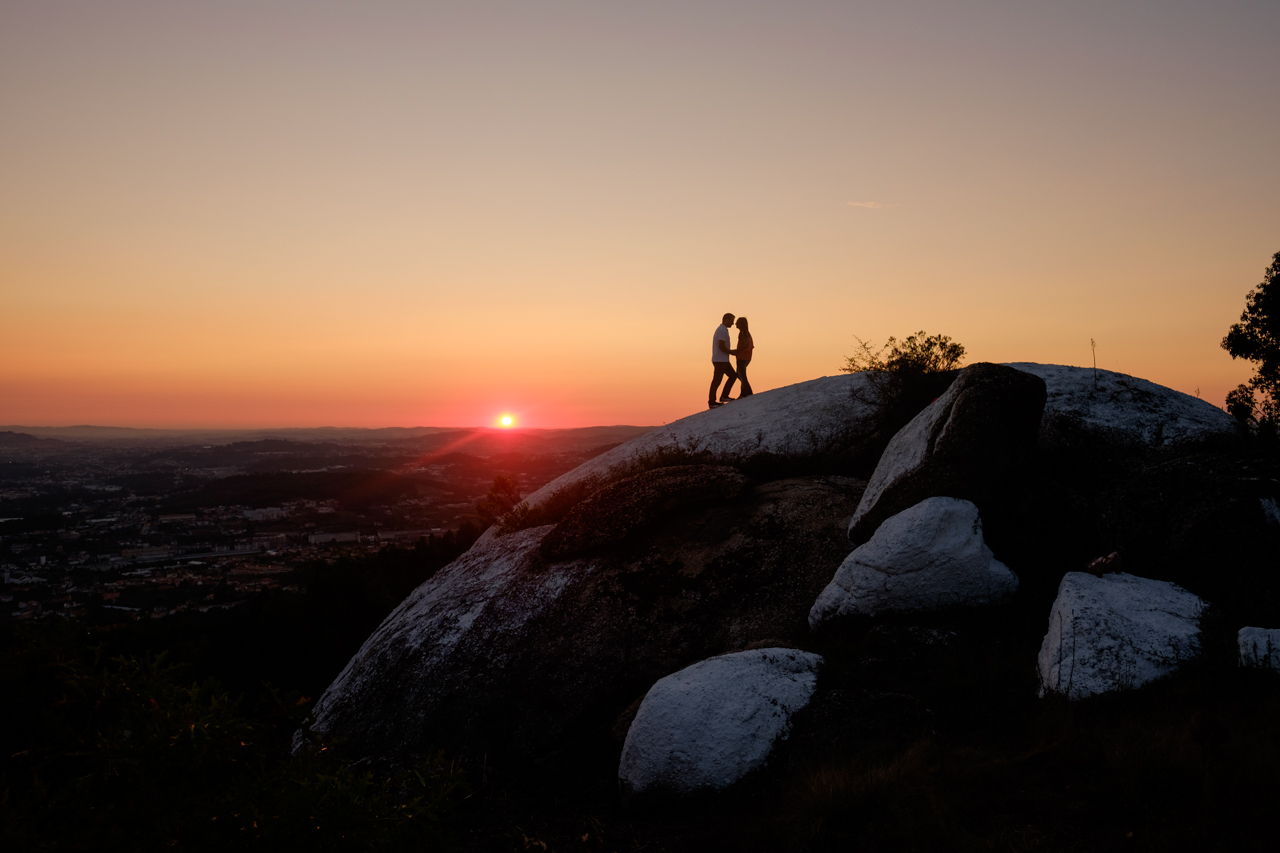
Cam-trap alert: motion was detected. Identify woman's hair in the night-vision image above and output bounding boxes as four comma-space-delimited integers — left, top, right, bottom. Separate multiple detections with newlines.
736, 316, 749, 331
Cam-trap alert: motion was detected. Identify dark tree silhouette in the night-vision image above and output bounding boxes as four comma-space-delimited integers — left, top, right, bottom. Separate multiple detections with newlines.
476, 474, 523, 526
1221, 251, 1280, 429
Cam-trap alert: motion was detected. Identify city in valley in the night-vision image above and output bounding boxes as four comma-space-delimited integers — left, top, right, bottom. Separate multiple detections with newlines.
0, 425, 651, 626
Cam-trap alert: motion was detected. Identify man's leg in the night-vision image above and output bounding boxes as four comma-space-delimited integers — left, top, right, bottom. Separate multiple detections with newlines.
719, 362, 738, 401
709, 362, 728, 404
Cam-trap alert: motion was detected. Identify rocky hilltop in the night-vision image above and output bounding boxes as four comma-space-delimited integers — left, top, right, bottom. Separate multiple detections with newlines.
305, 363, 1279, 803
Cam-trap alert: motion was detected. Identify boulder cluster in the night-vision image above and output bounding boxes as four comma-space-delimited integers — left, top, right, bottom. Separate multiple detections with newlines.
302, 363, 1280, 797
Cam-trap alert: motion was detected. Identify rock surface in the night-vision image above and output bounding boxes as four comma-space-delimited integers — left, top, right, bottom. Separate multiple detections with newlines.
519, 373, 882, 522
618, 648, 822, 795
306, 475, 864, 757
848, 363, 1046, 541
1238, 627, 1280, 670
540, 465, 749, 559
1006, 363, 1236, 449
812, 497, 1017, 627
1037, 572, 1205, 699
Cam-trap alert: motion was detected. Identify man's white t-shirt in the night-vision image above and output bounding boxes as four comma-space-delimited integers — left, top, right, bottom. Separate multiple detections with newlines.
712, 324, 731, 362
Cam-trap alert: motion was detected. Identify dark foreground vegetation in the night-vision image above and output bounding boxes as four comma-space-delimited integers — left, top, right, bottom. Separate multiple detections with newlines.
2, 530, 479, 851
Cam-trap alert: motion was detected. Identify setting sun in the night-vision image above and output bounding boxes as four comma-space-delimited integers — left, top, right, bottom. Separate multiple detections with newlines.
498, 415, 515, 428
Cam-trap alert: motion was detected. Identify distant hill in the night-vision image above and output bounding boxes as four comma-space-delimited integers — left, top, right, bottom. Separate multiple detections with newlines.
0, 431, 68, 447
0, 424, 657, 451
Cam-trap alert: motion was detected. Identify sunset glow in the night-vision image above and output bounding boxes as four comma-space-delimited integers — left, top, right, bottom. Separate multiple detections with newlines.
0, 2, 1276, 429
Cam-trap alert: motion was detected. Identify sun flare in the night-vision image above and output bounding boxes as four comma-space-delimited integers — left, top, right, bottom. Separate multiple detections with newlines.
498, 414, 515, 428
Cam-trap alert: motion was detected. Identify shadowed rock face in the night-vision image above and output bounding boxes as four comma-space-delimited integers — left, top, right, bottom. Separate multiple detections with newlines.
540, 465, 750, 560
307, 475, 865, 758
849, 363, 1047, 543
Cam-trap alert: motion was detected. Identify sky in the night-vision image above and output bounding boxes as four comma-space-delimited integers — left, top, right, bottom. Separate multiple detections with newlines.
2, 0, 1277, 429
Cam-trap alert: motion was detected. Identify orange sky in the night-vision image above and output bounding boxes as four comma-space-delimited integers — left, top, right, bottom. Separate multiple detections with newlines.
2, 1, 1278, 429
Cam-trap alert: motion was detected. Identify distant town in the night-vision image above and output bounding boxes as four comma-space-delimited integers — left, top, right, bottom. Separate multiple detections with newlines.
0, 425, 652, 625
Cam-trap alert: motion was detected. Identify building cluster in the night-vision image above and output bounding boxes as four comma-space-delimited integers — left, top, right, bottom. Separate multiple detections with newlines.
2, 495, 460, 625
2, 558, 300, 622
1, 427, 603, 626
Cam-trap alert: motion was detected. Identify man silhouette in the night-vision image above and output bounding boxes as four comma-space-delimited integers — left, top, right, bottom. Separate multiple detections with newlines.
709, 313, 738, 408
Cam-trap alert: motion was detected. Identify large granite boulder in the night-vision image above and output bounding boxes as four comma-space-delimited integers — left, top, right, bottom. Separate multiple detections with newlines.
513, 373, 882, 529
1005, 363, 1236, 450
848, 363, 1046, 542
1037, 572, 1205, 699
541, 465, 749, 559
305, 474, 864, 757
811, 497, 1017, 628
1238, 627, 1280, 670
618, 648, 822, 795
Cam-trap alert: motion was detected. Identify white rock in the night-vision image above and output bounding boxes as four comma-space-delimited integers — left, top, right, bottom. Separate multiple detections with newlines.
1006, 363, 1235, 447
1037, 572, 1205, 699
811, 497, 1017, 627
520, 372, 881, 516
303, 524, 581, 751
849, 384, 958, 533
619, 648, 822, 795
1238, 627, 1280, 670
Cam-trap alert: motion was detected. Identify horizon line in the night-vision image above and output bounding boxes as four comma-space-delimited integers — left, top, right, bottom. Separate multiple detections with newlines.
1, 423, 659, 433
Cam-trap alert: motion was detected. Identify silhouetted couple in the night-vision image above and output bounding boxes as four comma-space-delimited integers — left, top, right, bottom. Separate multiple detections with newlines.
709, 312, 754, 408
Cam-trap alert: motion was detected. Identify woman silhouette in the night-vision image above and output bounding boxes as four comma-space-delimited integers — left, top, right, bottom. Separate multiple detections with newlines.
732, 316, 754, 397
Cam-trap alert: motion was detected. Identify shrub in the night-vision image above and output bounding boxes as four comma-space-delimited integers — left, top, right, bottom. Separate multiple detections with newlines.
837, 331, 968, 475
841, 330, 966, 377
